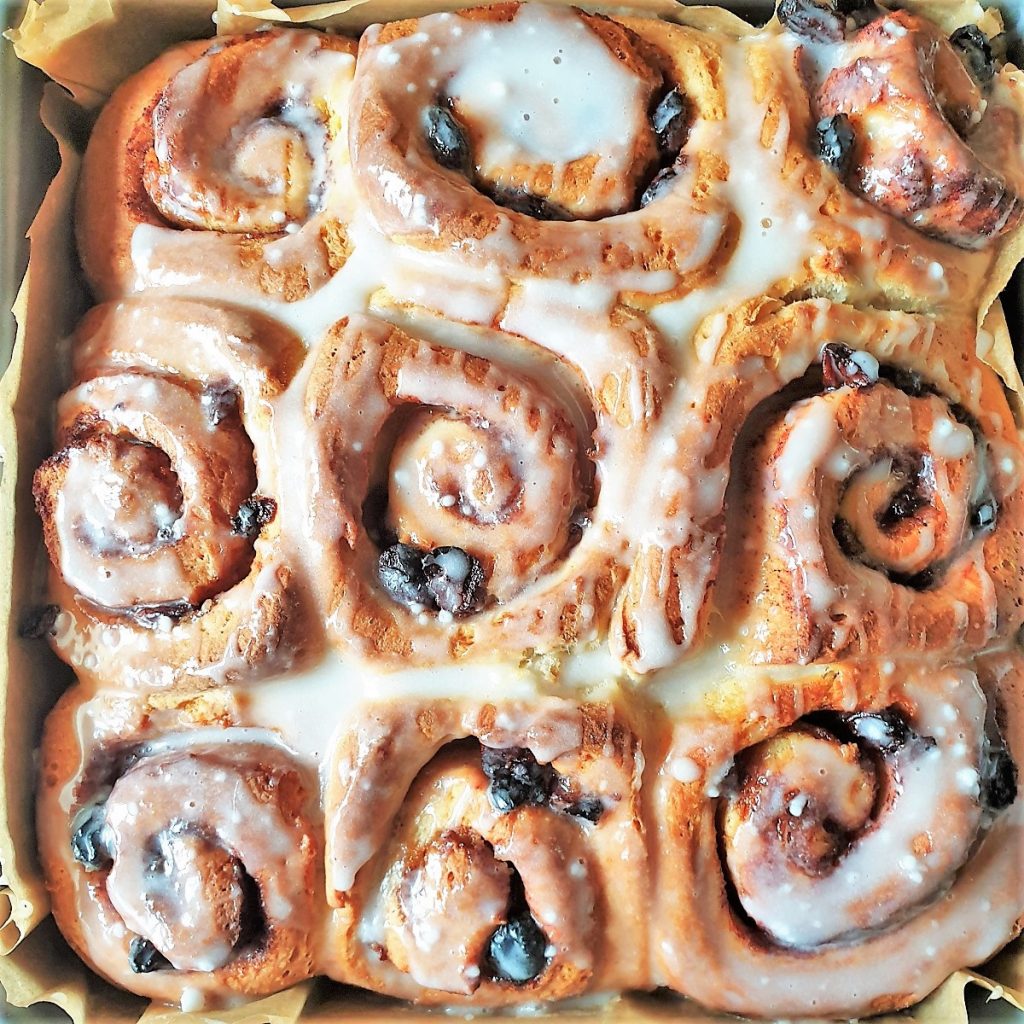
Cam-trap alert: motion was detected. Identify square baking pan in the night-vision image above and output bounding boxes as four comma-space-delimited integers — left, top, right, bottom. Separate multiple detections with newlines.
2, 0, 1024, 1021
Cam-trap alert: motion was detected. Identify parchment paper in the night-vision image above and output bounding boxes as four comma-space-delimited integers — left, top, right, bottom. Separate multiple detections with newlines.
2, 0, 1023, 1020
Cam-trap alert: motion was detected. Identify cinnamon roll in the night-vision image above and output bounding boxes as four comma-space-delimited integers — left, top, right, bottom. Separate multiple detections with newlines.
614, 300, 1024, 671
76, 28, 357, 302
303, 314, 635, 665
37, 690, 321, 1010
724, 311, 1024, 664
322, 698, 646, 1003
807, 8, 1024, 249
652, 657, 1024, 1018
32, 299, 311, 690
349, 3, 733, 306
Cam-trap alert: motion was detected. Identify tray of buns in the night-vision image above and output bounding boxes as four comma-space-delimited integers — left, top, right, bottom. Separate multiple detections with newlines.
3, 0, 1024, 1020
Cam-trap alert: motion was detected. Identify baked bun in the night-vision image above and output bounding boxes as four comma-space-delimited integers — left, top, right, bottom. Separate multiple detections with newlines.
76, 29, 357, 303
21, 0, 1024, 1018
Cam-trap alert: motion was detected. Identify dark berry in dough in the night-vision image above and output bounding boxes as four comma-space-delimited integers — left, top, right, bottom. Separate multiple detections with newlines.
844, 709, 911, 754
651, 87, 688, 156
128, 936, 171, 974
378, 543, 433, 608
71, 804, 113, 871
230, 496, 277, 539
815, 114, 856, 179
564, 796, 605, 823
422, 546, 485, 615
778, 0, 846, 42
481, 746, 556, 812
951, 25, 996, 87
424, 104, 471, 173
485, 913, 549, 984
821, 343, 877, 390
982, 747, 1018, 810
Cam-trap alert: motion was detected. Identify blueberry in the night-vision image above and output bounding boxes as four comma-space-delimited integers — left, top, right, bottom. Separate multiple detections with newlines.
423, 104, 471, 173
821, 343, 877, 390
128, 936, 170, 974
485, 913, 549, 984
481, 747, 556, 813
378, 543, 432, 608
639, 166, 677, 208
19, 604, 59, 640
70, 803, 113, 872
230, 496, 277, 539
982, 747, 1018, 810
815, 114, 856, 179
422, 546, 485, 615
951, 25, 996, 87
651, 88, 688, 156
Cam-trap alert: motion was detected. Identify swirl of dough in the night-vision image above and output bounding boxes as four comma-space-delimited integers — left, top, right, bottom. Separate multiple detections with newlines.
303, 314, 634, 666
321, 698, 646, 1004
730, 346, 1024, 664
77, 29, 357, 303
37, 706, 321, 1010
652, 658, 1024, 1018
612, 300, 1024, 672
349, 2, 732, 303
813, 9, 1024, 248
32, 299, 309, 690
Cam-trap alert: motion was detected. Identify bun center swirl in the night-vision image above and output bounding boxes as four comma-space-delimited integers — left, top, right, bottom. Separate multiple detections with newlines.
38, 373, 257, 613
409, 4, 667, 219
719, 702, 987, 948
145, 31, 352, 234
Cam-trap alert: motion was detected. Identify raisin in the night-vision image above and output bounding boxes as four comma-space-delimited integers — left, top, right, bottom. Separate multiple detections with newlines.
951, 25, 996, 87
488, 185, 571, 221
815, 114, 856, 179
778, 0, 845, 43
485, 913, 549, 984
971, 499, 998, 532
481, 746, 556, 813
423, 104, 471, 173
877, 475, 927, 530
70, 804, 114, 872
422, 546, 485, 615
563, 796, 605, 823
200, 383, 240, 428
651, 87, 689, 156
639, 166, 677, 208
128, 936, 170, 974
885, 366, 930, 398
378, 543, 432, 608
230, 496, 277, 539
821, 343, 878, 390
844, 709, 911, 753
981, 747, 1018, 810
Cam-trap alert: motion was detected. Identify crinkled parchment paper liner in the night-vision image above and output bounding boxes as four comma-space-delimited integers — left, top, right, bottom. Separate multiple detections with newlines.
3, 0, 1024, 1020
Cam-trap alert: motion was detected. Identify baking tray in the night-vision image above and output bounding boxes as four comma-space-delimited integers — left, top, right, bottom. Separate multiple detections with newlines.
2, 0, 1024, 1020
